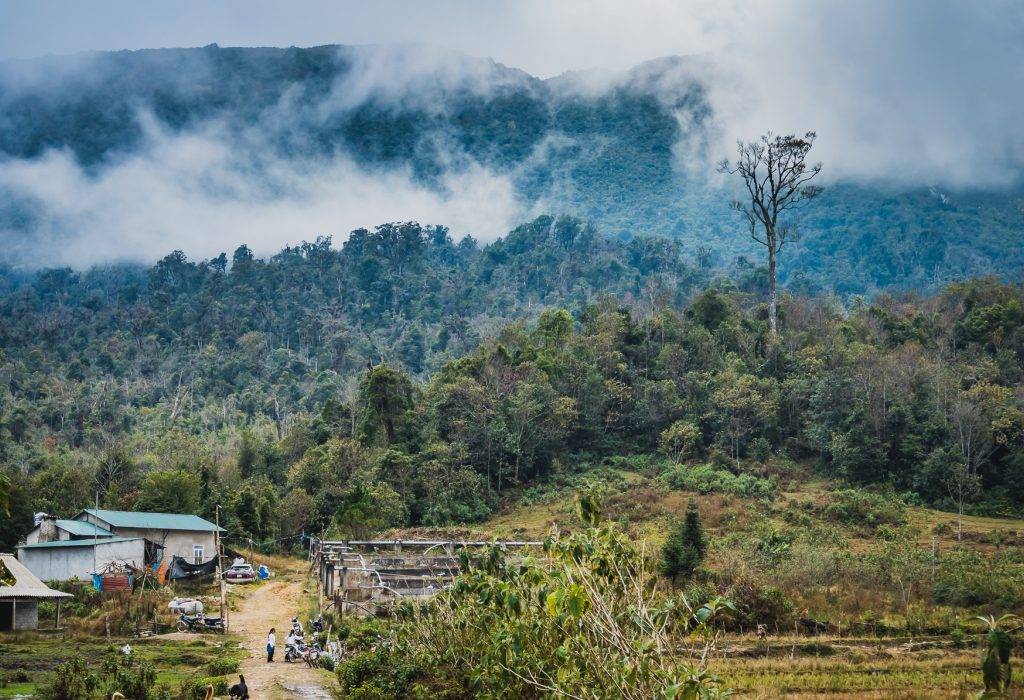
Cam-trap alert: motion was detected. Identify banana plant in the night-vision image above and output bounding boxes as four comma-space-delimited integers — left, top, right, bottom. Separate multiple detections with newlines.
977, 614, 1018, 697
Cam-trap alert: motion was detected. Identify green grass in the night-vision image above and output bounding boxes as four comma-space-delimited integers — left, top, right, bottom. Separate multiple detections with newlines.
0, 633, 246, 698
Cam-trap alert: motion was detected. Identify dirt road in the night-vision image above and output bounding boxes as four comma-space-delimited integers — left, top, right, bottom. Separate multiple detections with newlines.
230, 574, 335, 699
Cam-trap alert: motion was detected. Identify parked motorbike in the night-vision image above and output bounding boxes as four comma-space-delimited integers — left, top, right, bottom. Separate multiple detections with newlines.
284, 638, 321, 664
308, 615, 324, 634
301, 642, 322, 668
176, 612, 225, 633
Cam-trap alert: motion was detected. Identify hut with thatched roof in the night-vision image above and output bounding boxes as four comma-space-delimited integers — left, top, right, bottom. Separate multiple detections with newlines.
0, 552, 72, 631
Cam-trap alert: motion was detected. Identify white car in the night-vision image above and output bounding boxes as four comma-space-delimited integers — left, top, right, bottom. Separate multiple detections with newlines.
224, 562, 257, 583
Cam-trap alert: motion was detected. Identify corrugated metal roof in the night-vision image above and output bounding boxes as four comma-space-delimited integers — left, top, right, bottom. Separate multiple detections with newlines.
18, 537, 143, 550
55, 519, 112, 537
0, 554, 73, 599
81, 509, 223, 532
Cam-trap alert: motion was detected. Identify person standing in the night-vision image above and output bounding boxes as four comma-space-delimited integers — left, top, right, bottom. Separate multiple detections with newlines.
267, 627, 276, 662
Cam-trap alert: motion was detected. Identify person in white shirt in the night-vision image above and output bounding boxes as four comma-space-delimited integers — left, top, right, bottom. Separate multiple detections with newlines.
267, 628, 276, 662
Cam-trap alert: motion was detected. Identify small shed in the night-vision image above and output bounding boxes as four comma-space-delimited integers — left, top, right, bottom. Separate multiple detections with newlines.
0, 553, 72, 631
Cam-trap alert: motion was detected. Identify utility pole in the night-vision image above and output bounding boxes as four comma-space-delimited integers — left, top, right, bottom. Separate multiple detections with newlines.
215, 503, 227, 632
92, 492, 99, 581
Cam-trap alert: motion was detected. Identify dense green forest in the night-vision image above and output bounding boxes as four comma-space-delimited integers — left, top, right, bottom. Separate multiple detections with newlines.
2, 44, 1023, 294
2, 215, 1024, 552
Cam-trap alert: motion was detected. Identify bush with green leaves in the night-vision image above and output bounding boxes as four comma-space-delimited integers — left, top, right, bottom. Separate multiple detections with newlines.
36, 655, 98, 700
204, 656, 239, 676
181, 676, 228, 700
100, 655, 157, 700
932, 549, 1024, 609
386, 492, 733, 699
821, 489, 907, 530
38, 653, 161, 700
663, 463, 776, 499
336, 645, 426, 699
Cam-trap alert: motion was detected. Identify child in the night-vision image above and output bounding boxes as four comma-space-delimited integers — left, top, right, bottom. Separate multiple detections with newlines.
267, 627, 276, 662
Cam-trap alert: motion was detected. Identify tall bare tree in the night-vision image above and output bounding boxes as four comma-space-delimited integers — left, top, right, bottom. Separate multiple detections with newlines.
718, 132, 823, 337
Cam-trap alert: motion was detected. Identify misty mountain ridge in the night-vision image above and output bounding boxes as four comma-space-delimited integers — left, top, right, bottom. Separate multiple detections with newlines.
0, 43, 1022, 295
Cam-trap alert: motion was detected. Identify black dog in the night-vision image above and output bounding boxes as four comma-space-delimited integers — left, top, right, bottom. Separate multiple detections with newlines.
228, 674, 249, 699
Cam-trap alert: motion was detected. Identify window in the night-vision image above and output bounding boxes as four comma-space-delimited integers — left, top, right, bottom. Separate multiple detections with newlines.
193, 545, 204, 564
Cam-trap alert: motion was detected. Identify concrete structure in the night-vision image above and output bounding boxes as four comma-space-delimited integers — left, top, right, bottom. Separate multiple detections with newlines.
0, 553, 72, 631
17, 538, 145, 582
313, 539, 541, 617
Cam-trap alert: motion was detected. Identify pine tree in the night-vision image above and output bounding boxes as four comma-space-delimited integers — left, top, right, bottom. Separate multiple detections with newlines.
661, 500, 707, 584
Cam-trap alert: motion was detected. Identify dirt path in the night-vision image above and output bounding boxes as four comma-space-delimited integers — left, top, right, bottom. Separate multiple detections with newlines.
230, 575, 336, 699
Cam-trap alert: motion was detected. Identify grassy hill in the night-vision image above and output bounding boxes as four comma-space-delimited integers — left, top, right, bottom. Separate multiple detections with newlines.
390, 460, 1024, 697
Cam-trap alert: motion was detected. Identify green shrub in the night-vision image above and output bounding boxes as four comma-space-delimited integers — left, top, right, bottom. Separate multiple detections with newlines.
38, 580, 101, 619
728, 580, 795, 630
390, 491, 733, 698
181, 676, 228, 699
337, 646, 422, 699
335, 616, 387, 653
932, 549, 1024, 609
204, 656, 239, 676
37, 655, 98, 700
663, 463, 776, 499
821, 489, 907, 530
100, 655, 157, 700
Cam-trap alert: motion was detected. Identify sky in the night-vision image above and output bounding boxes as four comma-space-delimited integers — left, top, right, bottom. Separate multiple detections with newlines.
1, 0, 1023, 266
2, 0, 1021, 182
0, 1, 735, 77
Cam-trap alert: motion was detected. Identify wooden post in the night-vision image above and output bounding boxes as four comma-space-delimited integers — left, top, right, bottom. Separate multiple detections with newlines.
215, 505, 227, 632
56, 598, 61, 629
340, 566, 348, 618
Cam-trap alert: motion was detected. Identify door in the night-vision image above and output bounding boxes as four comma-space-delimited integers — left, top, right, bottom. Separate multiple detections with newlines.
0, 601, 13, 631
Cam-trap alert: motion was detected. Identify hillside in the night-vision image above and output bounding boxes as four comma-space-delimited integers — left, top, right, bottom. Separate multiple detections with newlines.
1, 44, 1022, 294
398, 471, 1024, 698
3, 226, 1024, 556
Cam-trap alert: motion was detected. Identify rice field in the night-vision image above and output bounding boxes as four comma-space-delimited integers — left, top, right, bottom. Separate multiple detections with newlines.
709, 634, 1007, 698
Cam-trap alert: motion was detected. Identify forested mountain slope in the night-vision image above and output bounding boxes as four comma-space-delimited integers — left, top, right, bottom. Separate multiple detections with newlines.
1, 44, 1022, 293
2, 217, 1024, 552
0, 217, 705, 454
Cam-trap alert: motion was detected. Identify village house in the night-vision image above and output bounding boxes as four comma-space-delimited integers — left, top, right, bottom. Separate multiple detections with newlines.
17, 509, 223, 582
0, 553, 72, 631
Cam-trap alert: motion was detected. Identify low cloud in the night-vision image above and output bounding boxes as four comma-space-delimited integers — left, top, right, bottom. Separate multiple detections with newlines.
2, 2, 1023, 267
0, 116, 523, 267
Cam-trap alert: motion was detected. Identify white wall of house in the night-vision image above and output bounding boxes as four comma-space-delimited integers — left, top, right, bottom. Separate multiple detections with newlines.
108, 528, 216, 562
17, 538, 146, 581
76, 514, 217, 562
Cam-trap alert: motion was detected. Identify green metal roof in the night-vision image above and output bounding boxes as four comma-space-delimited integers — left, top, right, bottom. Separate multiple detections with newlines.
18, 537, 142, 549
55, 519, 112, 537
81, 509, 223, 532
